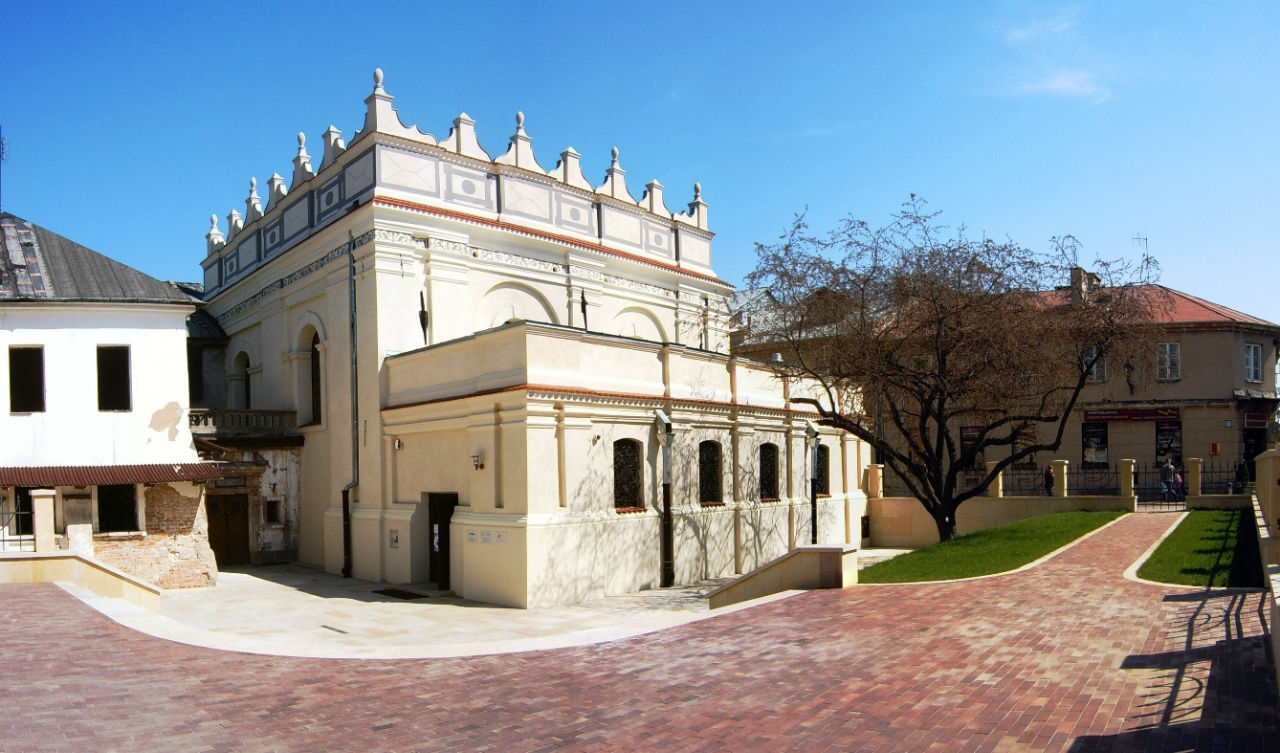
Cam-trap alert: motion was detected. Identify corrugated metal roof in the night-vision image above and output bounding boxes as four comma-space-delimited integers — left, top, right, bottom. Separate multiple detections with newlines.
0, 463, 221, 486
0, 213, 192, 304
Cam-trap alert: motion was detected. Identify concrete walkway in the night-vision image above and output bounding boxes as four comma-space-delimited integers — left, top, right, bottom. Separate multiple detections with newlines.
60, 564, 756, 658
3, 512, 1277, 752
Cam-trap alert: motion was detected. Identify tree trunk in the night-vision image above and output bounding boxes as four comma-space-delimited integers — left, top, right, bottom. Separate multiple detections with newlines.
934, 508, 956, 543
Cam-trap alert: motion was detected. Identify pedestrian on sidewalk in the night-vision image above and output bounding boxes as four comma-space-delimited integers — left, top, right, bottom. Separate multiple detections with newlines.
1043, 464, 1054, 496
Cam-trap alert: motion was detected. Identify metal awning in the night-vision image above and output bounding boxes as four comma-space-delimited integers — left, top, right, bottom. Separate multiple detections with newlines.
0, 463, 221, 487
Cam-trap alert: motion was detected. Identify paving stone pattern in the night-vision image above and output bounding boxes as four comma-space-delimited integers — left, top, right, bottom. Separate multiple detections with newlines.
3, 513, 1277, 752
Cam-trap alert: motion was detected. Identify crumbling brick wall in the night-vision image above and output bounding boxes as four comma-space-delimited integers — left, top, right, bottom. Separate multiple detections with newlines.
94, 482, 219, 589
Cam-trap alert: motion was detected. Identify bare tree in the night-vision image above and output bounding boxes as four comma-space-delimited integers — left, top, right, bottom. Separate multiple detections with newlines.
742, 197, 1164, 542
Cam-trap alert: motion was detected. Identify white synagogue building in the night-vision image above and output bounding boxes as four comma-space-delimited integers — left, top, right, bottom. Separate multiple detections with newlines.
196, 69, 868, 608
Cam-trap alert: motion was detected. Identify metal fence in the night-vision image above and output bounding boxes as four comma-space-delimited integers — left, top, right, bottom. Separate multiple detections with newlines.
1068, 464, 1120, 496
0, 505, 34, 552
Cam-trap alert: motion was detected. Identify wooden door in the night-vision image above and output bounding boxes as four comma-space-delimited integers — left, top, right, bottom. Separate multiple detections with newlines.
207, 495, 251, 566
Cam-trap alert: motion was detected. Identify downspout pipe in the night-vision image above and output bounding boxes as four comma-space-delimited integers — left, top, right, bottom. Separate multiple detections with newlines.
806, 420, 820, 545
655, 408, 674, 587
342, 230, 360, 578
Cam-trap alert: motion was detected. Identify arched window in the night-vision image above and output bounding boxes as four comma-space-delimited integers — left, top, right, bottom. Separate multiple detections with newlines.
814, 444, 830, 496
309, 333, 322, 424
613, 439, 643, 510
759, 443, 779, 500
699, 440, 722, 503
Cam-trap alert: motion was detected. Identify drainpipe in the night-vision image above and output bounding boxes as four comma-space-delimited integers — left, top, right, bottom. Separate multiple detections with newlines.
342, 230, 360, 578
654, 408, 674, 587
806, 420, 820, 545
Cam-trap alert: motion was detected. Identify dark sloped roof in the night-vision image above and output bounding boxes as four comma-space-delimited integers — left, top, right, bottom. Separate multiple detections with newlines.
187, 306, 228, 341
0, 213, 191, 304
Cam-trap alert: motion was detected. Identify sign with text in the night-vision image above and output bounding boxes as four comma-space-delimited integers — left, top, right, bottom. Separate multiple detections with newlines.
1084, 407, 1180, 422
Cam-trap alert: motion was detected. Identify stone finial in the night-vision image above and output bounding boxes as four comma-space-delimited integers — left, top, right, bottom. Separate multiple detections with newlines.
205, 214, 224, 256
494, 110, 545, 174
597, 147, 636, 203
320, 125, 346, 170
359, 67, 432, 142
245, 177, 263, 222
642, 179, 671, 217
551, 147, 593, 191
678, 181, 709, 230
227, 209, 243, 240
441, 112, 490, 161
266, 172, 288, 211
292, 132, 315, 188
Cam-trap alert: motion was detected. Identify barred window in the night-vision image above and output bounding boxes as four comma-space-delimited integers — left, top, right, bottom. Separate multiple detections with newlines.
613, 439, 643, 510
759, 443, 779, 499
698, 441, 722, 503
814, 444, 830, 496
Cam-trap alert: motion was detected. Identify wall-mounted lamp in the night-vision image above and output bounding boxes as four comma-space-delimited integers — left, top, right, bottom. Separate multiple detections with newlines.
471, 454, 485, 470
592, 434, 601, 445
393, 438, 404, 451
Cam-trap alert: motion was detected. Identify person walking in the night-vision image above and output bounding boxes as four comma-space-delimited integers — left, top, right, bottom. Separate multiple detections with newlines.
1161, 458, 1175, 502
1043, 464, 1054, 496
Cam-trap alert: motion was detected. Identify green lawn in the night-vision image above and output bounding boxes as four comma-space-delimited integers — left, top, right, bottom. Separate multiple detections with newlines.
1136, 509, 1263, 588
859, 510, 1126, 583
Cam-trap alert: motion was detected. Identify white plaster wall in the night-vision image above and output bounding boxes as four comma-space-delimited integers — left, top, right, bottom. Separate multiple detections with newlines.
0, 303, 200, 466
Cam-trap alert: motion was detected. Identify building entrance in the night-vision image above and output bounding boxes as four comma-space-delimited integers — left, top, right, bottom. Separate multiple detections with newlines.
207, 494, 250, 566
427, 493, 458, 590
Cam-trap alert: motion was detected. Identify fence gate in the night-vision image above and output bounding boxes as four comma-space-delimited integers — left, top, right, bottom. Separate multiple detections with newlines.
1133, 461, 1185, 511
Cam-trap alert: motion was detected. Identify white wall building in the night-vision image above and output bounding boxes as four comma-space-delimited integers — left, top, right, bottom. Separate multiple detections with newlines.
0, 213, 218, 587
198, 70, 867, 607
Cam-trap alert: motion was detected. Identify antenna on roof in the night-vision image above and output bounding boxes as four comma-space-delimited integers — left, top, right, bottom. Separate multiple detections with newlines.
1132, 232, 1148, 254
0, 124, 6, 214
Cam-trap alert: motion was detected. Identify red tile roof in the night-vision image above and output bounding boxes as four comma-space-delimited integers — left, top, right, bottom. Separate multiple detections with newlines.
0, 463, 221, 487
1150, 285, 1275, 326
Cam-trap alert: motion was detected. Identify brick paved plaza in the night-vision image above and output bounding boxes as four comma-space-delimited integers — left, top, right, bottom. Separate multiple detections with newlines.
2, 513, 1277, 752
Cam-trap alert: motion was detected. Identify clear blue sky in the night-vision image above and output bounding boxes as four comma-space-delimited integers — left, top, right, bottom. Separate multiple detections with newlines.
4, 2, 1278, 322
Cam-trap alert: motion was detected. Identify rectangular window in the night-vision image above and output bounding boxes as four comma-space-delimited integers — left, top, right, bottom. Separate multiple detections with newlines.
1082, 346, 1107, 382
9, 347, 45, 412
97, 346, 131, 411
1245, 343, 1262, 383
96, 484, 138, 533
1155, 420, 1182, 465
1081, 422, 1108, 468
1157, 342, 1181, 381
960, 426, 982, 470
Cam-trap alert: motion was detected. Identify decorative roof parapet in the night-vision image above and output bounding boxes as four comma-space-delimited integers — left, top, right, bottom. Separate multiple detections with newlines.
320, 126, 346, 170
677, 183, 709, 231
597, 147, 636, 204
244, 177, 263, 222
205, 214, 224, 256
440, 112, 491, 161
291, 132, 314, 188
494, 111, 545, 174
551, 147, 593, 191
265, 173, 288, 212
642, 179, 671, 219
361, 68, 432, 142
226, 209, 243, 242
204, 68, 717, 291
